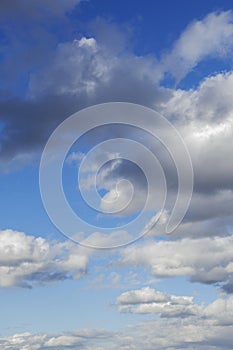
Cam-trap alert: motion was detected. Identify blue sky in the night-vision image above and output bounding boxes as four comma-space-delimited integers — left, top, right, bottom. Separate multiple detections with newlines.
1, 1, 233, 349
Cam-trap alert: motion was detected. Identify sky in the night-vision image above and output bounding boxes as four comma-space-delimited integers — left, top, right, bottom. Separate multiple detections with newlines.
1, 0, 233, 349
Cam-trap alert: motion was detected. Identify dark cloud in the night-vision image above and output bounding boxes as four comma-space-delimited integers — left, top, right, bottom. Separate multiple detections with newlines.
221, 279, 233, 294
0, 95, 81, 162
0, 0, 81, 18
1, 6, 233, 237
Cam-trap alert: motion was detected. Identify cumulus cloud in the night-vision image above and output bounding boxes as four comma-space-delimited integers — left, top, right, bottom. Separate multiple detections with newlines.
28, 35, 163, 101
157, 72, 233, 230
1, 6, 233, 350
116, 286, 233, 326
58, 69, 233, 231
0, 4, 233, 276
0, 229, 89, 287
120, 236, 233, 288
0, 35, 168, 165
2, 10, 233, 177
117, 287, 199, 317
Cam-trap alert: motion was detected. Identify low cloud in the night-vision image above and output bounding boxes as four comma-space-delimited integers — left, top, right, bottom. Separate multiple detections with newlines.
116, 286, 233, 326
121, 236, 233, 288
0, 229, 89, 288
117, 287, 199, 318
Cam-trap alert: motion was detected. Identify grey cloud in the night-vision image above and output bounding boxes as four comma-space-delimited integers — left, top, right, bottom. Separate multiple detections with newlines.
0, 0, 81, 17
221, 278, 233, 294
1, 8, 233, 238
0, 36, 170, 165
28, 36, 164, 100
0, 94, 85, 163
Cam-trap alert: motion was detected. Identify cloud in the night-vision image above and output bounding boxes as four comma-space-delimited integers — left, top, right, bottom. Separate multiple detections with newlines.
1, 10, 233, 170
2, 301, 233, 350
162, 11, 233, 81
117, 287, 199, 318
0, 329, 111, 350
120, 236, 233, 288
159, 72, 233, 227
0, 0, 81, 18
0, 229, 89, 287
1, 8, 233, 249
63, 70, 233, 229
116, 286, 233, 326
0, 35, 168, 165
28, 35, 163, 100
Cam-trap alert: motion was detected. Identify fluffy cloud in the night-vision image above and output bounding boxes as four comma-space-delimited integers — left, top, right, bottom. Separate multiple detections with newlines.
163, 11, 233, 81
0, 34, 168, 164
60, 69, 233, 230
0, 229, 89, 287
159, 72, 233, 229
116, 286, 233, 325
28, 35, 163, 102
2, 10, 233, 173
117, 287, 199, 317
120, 236, 233, 289
162, 71, 233, 123
162, 72, 233, 195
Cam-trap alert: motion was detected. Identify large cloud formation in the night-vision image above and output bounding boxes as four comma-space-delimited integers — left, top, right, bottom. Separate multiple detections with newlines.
1, 5, 233, 349
2, 10, 233, 166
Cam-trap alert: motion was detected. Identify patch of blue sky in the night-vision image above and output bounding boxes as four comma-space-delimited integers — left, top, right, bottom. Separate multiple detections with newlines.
0, 165, 59, 239
72, 0, 233, 57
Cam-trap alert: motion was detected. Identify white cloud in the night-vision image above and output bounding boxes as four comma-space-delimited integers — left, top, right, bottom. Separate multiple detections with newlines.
45, 334, 83, 347
162, 11, 233, 81
60, 70, 233, 229
117, 287, 199, 317
158, 72, 233, 224
116, 286, 233, 324
161, 71, 233, 123
117, 287, 233, 330
120, 236, 233, 287
2, 303, 233, 350
0, 229, 89, 287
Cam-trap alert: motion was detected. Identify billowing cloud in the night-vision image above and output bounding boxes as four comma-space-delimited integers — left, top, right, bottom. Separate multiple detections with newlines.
120, 236, 233, 289
0, 229, 89, 287
116, 286, 233, 325
0, 35, 168, 165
